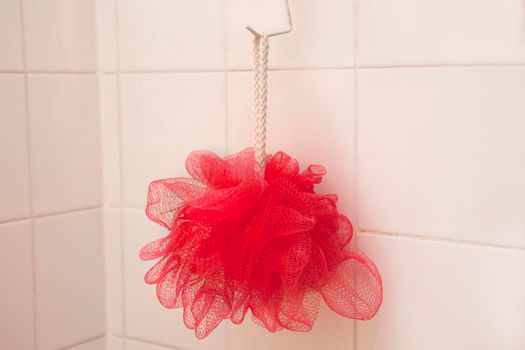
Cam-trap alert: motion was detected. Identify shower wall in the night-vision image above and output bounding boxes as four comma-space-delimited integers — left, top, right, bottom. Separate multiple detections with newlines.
100, 0, 525, 349
1, 1, 524, 350
0, 0, 104, 350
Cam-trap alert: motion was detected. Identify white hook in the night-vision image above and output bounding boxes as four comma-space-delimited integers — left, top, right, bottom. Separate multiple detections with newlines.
246, 0, 293, 37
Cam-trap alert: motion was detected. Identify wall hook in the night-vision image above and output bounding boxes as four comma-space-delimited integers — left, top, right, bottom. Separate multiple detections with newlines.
246, 0, 293, 37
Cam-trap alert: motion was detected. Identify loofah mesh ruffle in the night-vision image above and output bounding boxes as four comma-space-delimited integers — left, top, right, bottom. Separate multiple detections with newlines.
141, 148, 382, 339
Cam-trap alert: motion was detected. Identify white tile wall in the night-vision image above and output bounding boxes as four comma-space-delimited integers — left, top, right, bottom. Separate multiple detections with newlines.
126, 339, 173, 350
357, 67, 525, 248
106, 335, 125, 350
67, 337, 106, 350
0, 221, 34, 350
96, 0, 118, 72
122, 209, 227, 350
118, 0, 225, 71
0, 74, 30, 222
0, 0, 24, 71
356, 233, 525, 350
227, 69, 357, 219
104, 208, 123, 335
228, 305, 355, 350
28, 75, 102, 216
2, 0, 524, 349
100, 74, 121, 206
23, 0, 97, 71
226, 0, 355, 69
120, 73, 226, 207
34, 210, 105, 350
1, 1, 106, 350
99, 0, 525, 348
357, 0, 525, 66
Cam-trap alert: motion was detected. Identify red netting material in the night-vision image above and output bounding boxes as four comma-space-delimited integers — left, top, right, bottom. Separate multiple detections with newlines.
141, 148, 382, 339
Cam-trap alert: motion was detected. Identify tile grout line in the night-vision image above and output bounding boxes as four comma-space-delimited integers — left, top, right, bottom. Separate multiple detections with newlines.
353, 0, 359, 348
114, 334, 190, 350
17, 1, 38, 348
0, 206, 104, 225
94, 0, 106, 207
357, 62, 525, 69
113, 0, 128, 346
93, 0, 111, 342
0, 70, 98, 74
223, 0, 230, 158
357, 230, 525, 252
223, 1, 230, 348
0, 216, 32, 226
113, 205, 525, 251
3, 62, 525, 77
58, 334, 105, 350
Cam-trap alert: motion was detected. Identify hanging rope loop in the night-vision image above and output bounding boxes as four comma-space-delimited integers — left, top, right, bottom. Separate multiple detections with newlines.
253, 34, 269, 171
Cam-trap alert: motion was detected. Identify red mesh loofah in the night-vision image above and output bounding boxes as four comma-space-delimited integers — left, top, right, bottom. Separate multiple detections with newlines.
141, 148, 382, 339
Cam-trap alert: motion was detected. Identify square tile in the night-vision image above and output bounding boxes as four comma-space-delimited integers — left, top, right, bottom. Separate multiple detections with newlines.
227, 70, 356, 219
100, 74, 120, 205
0, 74, 30, 221
0, 0, 24, 70
104, 208, 123, 335
356, 233, 525, 350
0, 221, 34, 350
28, 75, 102, 215
118, 0, 225, 70
34, 210, 105, 350
96, 0, 117, 72
120, 73, 226, 207
227, 0, 355, 69
357, 0, 525, 66
23, 0, 97, 71
228, 304, 355, 350
357, 68, 525, 247
123, 209, 227, 350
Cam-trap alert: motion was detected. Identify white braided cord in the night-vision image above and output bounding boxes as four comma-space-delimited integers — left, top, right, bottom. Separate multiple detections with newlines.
253, 35, 269, 170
